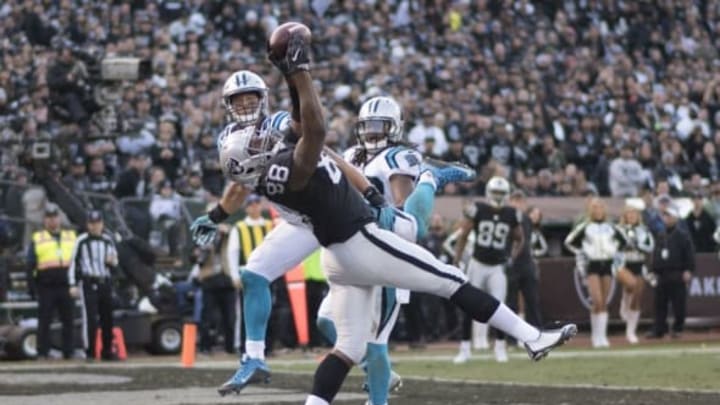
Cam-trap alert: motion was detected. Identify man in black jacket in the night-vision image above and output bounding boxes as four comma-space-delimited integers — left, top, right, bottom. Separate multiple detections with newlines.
648, 205, 695, 339
47, 47, 89, 124
684, 192, 716, 253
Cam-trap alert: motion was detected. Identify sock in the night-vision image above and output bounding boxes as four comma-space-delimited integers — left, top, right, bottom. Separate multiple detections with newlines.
310, 353, 352, 404
316, 316, 337, 345
403, 182, 436, 240
305, 395, 329, 405
365, 343, 391, 405
487, 303, 540, 343
590, 313, 599, 347
459, 340, 471, 354
246, 340, 265, 360
241, 270, 272, 342
598, 311, 608, 340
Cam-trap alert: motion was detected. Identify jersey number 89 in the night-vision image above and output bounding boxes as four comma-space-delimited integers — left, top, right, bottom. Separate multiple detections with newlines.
476, 220, 509, 250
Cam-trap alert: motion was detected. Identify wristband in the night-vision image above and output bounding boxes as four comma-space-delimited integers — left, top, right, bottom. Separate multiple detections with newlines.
208, 204, 229, 223
363, 185, 386, 207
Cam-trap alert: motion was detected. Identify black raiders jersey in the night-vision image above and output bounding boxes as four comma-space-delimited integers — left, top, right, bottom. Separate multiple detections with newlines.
464, 201, 521, 265
259, 146, 376, 247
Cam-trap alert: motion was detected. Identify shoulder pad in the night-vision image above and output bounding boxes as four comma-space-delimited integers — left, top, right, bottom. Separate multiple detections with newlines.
383, 147, 422, 179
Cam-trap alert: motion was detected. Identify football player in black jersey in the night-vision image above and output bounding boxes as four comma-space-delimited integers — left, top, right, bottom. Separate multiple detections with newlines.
451, 176, 524, 363
216, 28, 577, 405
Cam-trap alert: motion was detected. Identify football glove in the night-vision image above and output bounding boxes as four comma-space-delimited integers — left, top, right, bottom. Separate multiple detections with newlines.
363, 185, 387, 208
190, 215, 218, 247
374, 206, 397, 231
268, 32, 311, 75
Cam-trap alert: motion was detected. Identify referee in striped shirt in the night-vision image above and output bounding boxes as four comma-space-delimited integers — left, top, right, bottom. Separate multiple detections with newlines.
68, 210, 119, 361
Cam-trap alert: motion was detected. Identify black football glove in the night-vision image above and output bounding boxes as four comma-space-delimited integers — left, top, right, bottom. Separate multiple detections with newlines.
363, 185, 387, 208
268, 32, 311, 75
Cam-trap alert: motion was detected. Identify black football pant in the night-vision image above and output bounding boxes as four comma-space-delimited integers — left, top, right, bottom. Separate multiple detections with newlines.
82, 280, 114, 358
305, 280, 329, 347
200, 287, 237, 353
506, 267, 543, 327
653, 278, 687, 335
37, 284, 74, 358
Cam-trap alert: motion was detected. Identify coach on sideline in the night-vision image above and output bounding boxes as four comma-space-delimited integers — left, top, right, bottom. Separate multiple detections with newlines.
68, 210, 119, 361
647, 204, 695, 339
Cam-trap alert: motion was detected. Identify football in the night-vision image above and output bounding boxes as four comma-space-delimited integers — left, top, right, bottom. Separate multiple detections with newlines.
267, 22, 312, 59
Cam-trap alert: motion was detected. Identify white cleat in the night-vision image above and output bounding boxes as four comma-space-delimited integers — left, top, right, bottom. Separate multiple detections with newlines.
494, 340, 508, 363
626, 330, 639, 344
524, 324, 577, 361
388, 370, 403, 392
452, 350, 471, 364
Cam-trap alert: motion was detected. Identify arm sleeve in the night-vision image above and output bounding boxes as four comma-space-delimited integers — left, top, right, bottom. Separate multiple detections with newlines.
685, 233, 696, 272
226, 227, 240, 281
613, 224, 629, 249
637, 227, 654, 254
533, 231, 549, 257
106, 237, 119, 267
26, 241, 37, 273
67, 237, 83, 286
564, 222, 587, 255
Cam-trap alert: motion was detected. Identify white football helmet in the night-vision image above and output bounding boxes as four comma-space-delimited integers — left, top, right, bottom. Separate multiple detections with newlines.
356, 96, 404, 154
486, 176, 511, 207
222, 70, 268, 127
219, 125, 282, 187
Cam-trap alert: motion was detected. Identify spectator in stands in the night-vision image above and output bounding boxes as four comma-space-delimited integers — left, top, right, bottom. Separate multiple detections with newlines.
86, 157, 114, 194
694, 141, 720, 183
149, 179, 183, 258
194, 130, 223, 197
62, 156, 89, 193
408, 113, 447, 157
684, 191, 717, 253
115, 154, 149, 199
151, 118, 184, 182
609, 144, 646, 197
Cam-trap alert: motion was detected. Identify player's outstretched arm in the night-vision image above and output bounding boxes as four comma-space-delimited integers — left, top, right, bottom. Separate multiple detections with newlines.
190, 182, 251, 246
286, 70, 326, 190
453, 218, 474, 266
325, 147, 372, 192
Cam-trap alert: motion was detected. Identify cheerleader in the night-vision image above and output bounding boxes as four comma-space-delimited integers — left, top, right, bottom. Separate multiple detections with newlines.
565, 198, 628, 348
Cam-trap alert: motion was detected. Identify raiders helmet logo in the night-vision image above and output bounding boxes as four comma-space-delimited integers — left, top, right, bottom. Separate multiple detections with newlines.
573, 269, 618, 310
226, 157, 245, 176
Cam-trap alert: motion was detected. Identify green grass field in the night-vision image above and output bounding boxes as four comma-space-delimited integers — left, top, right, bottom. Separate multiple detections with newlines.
269, 343, 720, 391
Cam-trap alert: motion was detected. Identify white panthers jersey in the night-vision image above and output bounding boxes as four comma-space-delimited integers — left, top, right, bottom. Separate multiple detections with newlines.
343, 145, 423, 207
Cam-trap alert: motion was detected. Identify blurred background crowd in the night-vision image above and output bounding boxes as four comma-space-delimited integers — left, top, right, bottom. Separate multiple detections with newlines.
1, 0, 720, 356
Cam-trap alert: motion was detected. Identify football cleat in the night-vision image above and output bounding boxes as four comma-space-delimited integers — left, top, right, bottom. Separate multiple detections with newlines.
361, 370, 404, 393
422, 158, 476, 189
494, 340, 508, 363
524, 324, 577, 361
217, 358, 271, 396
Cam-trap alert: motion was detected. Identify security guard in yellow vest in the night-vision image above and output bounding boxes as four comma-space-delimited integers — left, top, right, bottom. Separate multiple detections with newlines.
226, 194, 273, 353
26, 203, 77, 359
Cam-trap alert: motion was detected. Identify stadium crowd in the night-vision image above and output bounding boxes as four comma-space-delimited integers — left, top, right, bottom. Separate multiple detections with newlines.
1, 0, 720, 202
